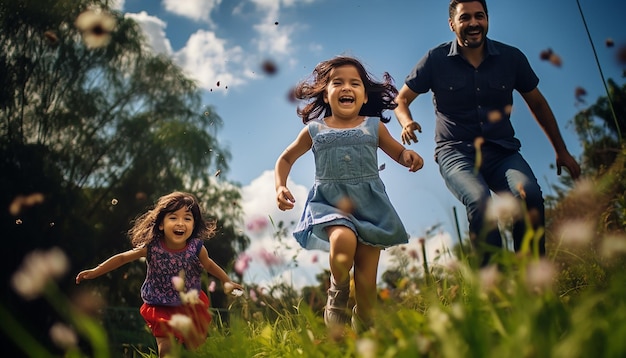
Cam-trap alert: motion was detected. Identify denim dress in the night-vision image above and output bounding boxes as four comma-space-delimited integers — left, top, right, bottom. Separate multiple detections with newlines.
293, 117, 409, 251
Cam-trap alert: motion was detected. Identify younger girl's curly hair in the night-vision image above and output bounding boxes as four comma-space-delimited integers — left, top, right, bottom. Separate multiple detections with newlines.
293, 56, 399, 124
128, 191, 216, 248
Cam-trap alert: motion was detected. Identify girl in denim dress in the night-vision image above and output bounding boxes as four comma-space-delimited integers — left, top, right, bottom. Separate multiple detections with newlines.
275, 56, 424, 332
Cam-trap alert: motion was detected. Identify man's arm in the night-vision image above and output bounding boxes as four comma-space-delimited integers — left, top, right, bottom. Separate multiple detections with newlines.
394, 84, 422, 145
521, 88, 581, 179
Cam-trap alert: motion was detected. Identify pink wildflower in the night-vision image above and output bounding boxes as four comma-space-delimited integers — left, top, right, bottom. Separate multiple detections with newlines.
246, 216, 269, 234
234, 253, 252, 276
256, 248, 284, 267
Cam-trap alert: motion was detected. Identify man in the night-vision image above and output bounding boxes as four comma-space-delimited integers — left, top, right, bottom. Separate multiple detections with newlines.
394, 0, 581, 265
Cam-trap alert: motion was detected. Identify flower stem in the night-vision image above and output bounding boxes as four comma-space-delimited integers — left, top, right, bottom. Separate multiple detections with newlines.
576, 0, 622, 142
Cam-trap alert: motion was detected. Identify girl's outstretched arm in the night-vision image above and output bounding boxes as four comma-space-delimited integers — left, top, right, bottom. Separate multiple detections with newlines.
275, 126, 312, 211
198, 246, 243, 291
378, 122, 424, 172
75, 247, 147, 284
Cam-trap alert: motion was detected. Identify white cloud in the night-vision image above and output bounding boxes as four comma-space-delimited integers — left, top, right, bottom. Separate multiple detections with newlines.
238, 171, 457, 290
163, 0, 221, 24
125, 0, 316, 92
252, 21, 293, 55
247, 0, 319, 60
249, 0, 292, 55
173, 30, 248, 90
125, 11, 173, 55
239, 170, 324, 290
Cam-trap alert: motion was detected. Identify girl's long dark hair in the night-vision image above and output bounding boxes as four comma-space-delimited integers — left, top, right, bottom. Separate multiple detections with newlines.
294, 56, 398, 124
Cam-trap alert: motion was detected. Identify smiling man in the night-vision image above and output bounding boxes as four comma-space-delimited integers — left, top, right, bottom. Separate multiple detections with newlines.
394, 0, 581, 266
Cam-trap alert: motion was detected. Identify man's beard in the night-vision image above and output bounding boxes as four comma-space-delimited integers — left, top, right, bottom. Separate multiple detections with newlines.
461, 26, 486, 48
462, 37, 484, 48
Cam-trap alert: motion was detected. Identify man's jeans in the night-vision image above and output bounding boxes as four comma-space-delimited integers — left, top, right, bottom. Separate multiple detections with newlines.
437, 145, 545, 263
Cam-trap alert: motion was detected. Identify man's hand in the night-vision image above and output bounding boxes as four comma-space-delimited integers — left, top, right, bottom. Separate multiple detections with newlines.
556, 152, 581, 180
401, 121, 422, 145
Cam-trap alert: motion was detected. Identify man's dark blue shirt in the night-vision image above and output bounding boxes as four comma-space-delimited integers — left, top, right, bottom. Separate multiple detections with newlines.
404, 37, 539, 159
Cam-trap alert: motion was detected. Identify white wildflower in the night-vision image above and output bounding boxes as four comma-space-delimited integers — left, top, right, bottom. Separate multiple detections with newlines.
450, 303, 465, 320
11, 269, 47, 300
479, 264, 500, 292
49, 322, 78, 349
525, 259, 556, 294
570, 178, 595, 199
180, 288, 201, 305
428, 306, 451, 336
171, 275, 185, 292
224, 282, 244, 296
356, 338, 377, 358
11, 247, 69, 300
599, 234, 626, 260
179, 289, 200, 305
486, 193, 522, 224
45, 247, 70, 278
554, 219, 595, 246
75, 7, 116, 49
168, 314, 192, 336
415, 334, 432, 355
223, 281, 236, 294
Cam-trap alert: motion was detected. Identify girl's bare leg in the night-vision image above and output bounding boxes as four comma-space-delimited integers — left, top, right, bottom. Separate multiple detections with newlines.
156, 336, 171, 358
325, 226, 356, 325
352, 242, 381, 331
327, 226, 356, 284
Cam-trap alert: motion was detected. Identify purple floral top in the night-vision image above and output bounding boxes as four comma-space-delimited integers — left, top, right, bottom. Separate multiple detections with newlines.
140, 238, 204, 306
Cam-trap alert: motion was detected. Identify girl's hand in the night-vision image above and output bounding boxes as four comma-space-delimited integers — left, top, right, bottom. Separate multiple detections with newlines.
276, 186, 295, 211
223, 281, 244, 295
401, 149, 424, 172
75, 269, 94, 284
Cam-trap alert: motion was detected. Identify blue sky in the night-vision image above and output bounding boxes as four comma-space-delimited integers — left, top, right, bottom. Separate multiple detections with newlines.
112, 0, 624, 287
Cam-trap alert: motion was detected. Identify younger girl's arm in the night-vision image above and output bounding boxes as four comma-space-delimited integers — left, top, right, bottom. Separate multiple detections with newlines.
274, 126, 312, 211
378, 121, 424, 172
198, 246, 243, 290
75, 247, 147, 284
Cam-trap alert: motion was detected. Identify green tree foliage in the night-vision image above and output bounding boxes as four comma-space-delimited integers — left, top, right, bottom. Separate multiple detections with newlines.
546, 78, 625, 205
544, 77, 626, 298
571, 79, 625, 174
1, 0, 248, 352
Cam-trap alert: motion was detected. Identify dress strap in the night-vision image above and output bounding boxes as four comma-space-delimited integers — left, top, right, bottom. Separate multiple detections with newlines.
307, 119, 323, 138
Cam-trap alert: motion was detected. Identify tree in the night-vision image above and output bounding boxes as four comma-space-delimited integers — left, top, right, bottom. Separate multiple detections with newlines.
571, 79, 625, 175
545, 77, 625, 245
1, 0, 248, 353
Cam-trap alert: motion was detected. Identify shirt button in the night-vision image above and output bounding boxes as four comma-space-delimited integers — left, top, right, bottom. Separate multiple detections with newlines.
344, 155, 351, 161
477, 87, 481, 91
449, 86, 453, 90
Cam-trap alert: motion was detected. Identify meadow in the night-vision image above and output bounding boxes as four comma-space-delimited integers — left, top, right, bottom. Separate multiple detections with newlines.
0, 2, 626, 358
10, 156, 622, 358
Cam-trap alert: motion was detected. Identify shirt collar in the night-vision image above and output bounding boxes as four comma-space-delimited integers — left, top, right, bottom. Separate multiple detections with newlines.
448, 37, 499, 57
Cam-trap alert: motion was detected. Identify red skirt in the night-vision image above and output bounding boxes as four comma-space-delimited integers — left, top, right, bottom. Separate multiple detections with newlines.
140, 290, 212, 346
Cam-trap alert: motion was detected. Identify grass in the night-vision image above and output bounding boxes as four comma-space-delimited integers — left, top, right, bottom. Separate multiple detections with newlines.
169, 152, 626, 358
172, 246, 626, 358
7, 153, 626, 358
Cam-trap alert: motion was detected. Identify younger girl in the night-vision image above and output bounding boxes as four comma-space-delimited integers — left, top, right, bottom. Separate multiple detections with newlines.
76, 191, 243, 357
275, 56, 424, 331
